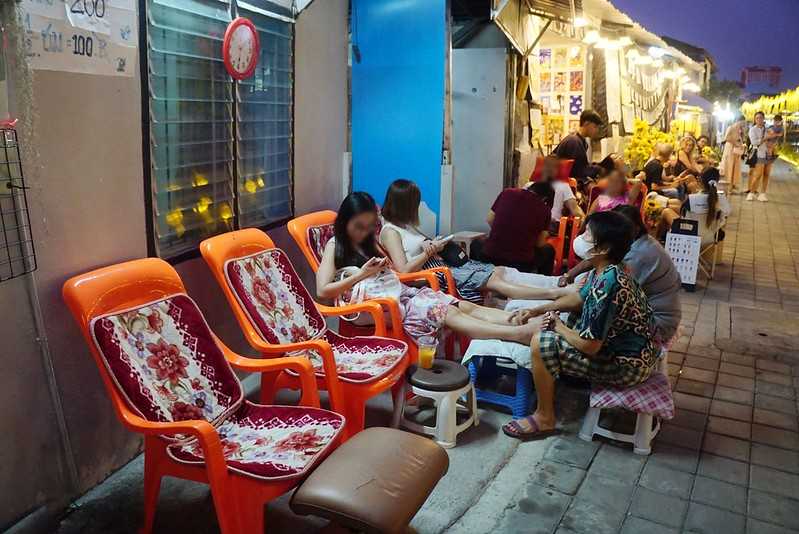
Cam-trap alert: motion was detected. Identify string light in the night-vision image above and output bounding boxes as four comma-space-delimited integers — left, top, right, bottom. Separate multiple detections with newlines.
191, 171, 209, 187
165, 209, 186, 238
219, 202, 233, 221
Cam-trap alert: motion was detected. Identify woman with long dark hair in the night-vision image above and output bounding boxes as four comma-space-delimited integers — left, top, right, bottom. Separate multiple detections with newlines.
655, 167, 730, 241
316, 192, 542, 343
379, 179, 570, 303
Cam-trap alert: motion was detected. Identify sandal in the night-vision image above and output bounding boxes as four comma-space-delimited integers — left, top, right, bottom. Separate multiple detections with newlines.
502, 415, 561, 442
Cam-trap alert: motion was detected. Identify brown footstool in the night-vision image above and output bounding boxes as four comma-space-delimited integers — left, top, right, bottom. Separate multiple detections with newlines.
290, 427, 449, 533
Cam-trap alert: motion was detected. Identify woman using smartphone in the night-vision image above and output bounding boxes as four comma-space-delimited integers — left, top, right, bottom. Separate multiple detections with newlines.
317, 192, 543, 343
379, 179, 570, 303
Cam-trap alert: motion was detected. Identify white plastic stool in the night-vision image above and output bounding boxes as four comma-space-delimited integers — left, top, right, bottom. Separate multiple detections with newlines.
578, 354, 670, 456
578, 406, 661, 455
391, 360, 479, 448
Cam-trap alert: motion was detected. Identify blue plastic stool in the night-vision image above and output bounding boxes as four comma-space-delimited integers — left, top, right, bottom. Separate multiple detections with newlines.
467, 356, 534, 418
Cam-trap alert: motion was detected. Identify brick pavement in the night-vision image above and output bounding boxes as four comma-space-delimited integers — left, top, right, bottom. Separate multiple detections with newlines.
483, 161, 799, 534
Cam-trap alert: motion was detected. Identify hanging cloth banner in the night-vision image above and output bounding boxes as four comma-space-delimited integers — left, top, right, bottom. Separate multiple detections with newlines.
20, 0, 138, 77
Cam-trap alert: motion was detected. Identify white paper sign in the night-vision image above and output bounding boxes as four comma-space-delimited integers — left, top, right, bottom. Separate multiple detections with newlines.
21, 0, 137, 76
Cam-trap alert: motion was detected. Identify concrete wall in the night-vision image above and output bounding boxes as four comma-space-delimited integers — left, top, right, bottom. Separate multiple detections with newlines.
1, 0, 349, 529
451, 47, 507, 232
290, 0, 349, 289
294, 0, 348, 216
0, 64, 147, 530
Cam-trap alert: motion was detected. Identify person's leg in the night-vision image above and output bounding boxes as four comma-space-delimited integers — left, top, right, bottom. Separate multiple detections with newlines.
529, 335, 557, 429
731, 158, 741, 191
484, 268, 570, 300
684, 175, 700, 194
455, 299, 539, 326
760, 162, 773, 196
443, 304, 539, 344
747, 163, 764, 197
504, 335, 557, 434
656, 208, 680, 239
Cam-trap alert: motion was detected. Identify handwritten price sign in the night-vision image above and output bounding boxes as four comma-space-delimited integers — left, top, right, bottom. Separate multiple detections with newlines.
21, 0, 137, 76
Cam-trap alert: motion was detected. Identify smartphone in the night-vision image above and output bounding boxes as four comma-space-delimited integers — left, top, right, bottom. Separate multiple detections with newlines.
436, 234, 455, 243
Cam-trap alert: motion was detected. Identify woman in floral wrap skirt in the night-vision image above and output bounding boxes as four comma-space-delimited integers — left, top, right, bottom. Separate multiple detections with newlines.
316, 192, 542, 344
502, 211, 658, 441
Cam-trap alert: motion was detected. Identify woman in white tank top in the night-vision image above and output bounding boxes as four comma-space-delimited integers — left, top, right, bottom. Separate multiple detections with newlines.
379, 180, 570, 302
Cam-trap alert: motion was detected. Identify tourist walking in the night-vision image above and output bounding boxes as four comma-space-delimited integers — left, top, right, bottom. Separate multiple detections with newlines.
720, 117, 745, 193
747, 111, 781, 202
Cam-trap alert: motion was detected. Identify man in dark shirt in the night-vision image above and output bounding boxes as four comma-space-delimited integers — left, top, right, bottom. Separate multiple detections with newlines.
476, 182, 556, 275
553, 109, 604, 186
643, 143, 682, 198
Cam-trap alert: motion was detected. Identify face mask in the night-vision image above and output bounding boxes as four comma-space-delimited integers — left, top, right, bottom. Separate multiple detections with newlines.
573, 233, 596, 260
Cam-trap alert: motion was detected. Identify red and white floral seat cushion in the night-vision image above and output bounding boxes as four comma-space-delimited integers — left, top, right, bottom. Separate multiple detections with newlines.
298, 330, 406, 383
226, 248, 327, 345
91, 294, 244, 427
91, 294, 346, 481
167, 401, 344, 480
590, 372, 674, 420
307, 223, 335, 265
225, 248, 407, 383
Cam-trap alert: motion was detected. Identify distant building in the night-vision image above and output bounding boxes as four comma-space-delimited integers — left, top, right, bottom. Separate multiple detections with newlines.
740, 66, 782, 98
662, 36, 716, 91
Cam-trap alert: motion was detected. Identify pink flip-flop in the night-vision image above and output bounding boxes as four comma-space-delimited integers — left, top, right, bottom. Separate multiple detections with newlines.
502, 415, 561, 442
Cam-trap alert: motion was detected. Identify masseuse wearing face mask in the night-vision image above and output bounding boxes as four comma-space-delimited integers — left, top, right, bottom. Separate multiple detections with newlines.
502, 211, 658, 441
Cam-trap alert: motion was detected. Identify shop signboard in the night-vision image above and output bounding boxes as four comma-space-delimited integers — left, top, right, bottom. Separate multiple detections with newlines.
20, 0, 137, 77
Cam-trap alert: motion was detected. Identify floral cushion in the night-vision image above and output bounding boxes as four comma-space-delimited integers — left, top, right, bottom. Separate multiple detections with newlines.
307, 223, 335, 265
167, 401, 344, 480
294, 331, 407, 383
590, 372, 674, 420
91, 295, 243, 427
225, 249, 327, 345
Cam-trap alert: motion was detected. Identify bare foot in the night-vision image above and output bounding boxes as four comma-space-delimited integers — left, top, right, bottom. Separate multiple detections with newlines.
512, 318, 542, 344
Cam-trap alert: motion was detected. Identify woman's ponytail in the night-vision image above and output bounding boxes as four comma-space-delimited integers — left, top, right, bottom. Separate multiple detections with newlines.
700, 167, 720, 227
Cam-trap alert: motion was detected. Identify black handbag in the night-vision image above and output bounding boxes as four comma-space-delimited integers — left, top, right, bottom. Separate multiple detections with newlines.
438, 240, 469, 268
418, 228, 470, 268
745, 126, 764, 167
745, 146, 758, 167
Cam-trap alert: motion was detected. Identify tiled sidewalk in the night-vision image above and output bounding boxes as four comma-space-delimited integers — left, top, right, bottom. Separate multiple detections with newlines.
483, 162, 799, 534
55, 163, 799, 534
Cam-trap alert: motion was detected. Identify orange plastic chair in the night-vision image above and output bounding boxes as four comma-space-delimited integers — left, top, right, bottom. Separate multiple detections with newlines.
62, 258, 346, 534
200, 228, 410, 437
287, 210, 468, 358
567, 216, 583, 269
547, 216, 569, 274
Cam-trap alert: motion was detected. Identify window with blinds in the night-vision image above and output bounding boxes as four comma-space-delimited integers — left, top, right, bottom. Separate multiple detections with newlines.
145, 0, 293, 258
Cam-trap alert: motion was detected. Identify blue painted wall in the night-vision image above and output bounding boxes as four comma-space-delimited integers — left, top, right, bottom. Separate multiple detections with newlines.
351, 0, 447, 222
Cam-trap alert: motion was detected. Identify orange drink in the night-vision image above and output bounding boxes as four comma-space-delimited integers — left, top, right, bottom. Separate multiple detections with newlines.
417, 336, 437, 369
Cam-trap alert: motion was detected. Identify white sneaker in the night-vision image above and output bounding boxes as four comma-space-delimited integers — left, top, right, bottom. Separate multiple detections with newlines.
757, 193, 768, 202
746, 192, 755, 201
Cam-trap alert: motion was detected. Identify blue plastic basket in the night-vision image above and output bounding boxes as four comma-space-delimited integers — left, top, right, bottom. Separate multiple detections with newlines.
467, 356, 534, 418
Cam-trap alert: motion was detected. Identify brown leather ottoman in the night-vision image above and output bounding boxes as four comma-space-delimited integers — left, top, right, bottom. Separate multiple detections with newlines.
290, 427, 449, 533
